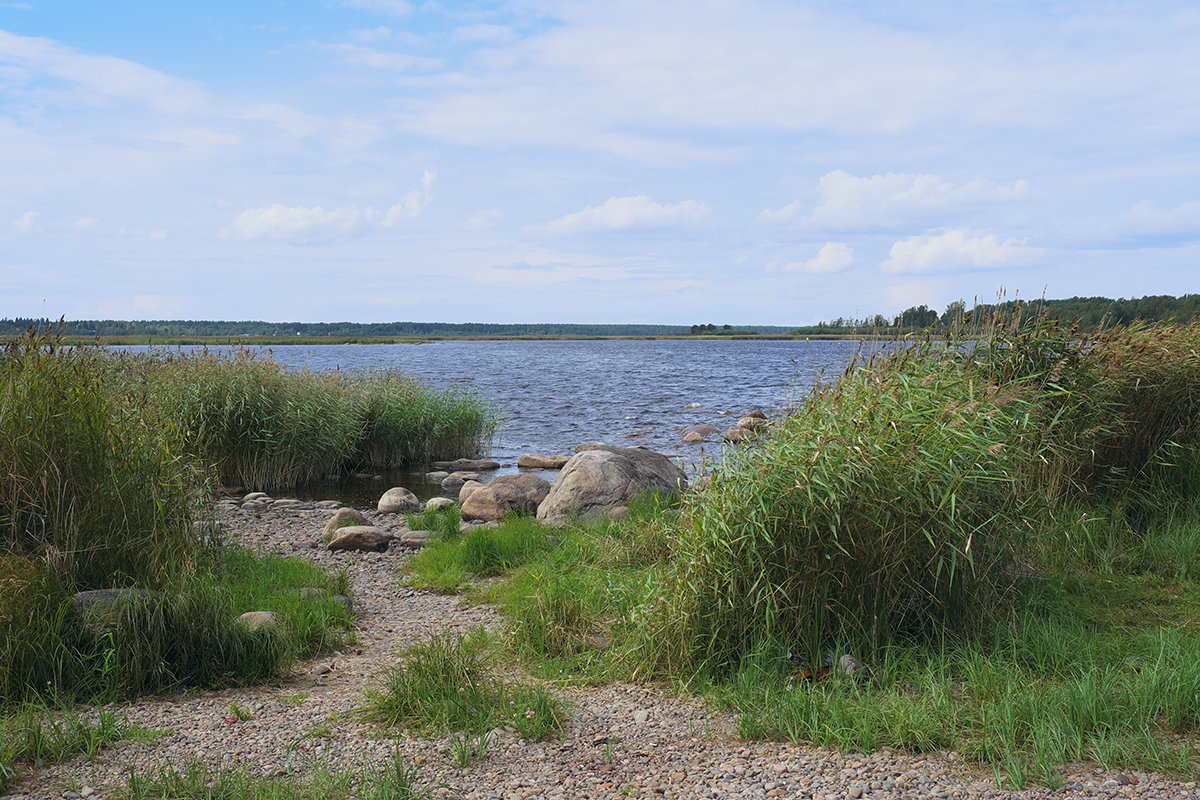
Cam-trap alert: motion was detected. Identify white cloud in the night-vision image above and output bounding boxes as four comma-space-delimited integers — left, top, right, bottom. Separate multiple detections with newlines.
231, 171, 435, 241
881, 229, 1043, 274
12, 210, 39, 234
538, 195, 710, 234
761, 170, 1032, 229
771, 242, 854, 273
0, 29, 208, 113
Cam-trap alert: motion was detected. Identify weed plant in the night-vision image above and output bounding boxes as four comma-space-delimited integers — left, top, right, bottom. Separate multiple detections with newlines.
364, 629, 565, 740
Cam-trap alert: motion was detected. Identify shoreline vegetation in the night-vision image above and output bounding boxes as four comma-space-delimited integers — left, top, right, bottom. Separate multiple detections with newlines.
2, 292, 1198, 345
0, 330, 497, 790
4, 305, 1200, 792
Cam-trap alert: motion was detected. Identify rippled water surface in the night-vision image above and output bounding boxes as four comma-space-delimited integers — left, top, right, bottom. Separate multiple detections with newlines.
122, 340, 870, 502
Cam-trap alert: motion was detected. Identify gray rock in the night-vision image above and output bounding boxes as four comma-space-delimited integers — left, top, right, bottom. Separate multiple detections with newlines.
838, 653, 864, 677
450, 471, 481, 481
723, 426, 747, 443
243, 492, 270, 502
425, 470, 450, 482
683, 425, 721, 438
377, 486, 420, 514
441, 475, 465, 491
738, 415, 768, 430
682, 431, 704, 443
327, 525, 393, 552
399, 529, 435, 548
322, 507, 370, 542
537, 445, 687, 525
462, 474, 552, 521
517, 453, 570, 469
237, 611, 281, 632
425, 496, 456, 512
72, 588, 161, 635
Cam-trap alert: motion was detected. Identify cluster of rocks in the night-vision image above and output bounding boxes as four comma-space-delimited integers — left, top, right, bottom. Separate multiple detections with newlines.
680, 408, 771, 444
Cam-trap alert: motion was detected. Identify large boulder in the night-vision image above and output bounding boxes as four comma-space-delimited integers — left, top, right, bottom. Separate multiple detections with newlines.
536, 445, 687, 525
377, 486, 420, 514
459, 480, 484, 503
461, 474, 552, 521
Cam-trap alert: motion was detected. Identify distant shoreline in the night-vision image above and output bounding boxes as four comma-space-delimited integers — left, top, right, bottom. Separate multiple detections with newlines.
24, 333, 893, 346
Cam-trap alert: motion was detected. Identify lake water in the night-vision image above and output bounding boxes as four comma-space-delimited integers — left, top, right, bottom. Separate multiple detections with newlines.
122, 339, 870, 502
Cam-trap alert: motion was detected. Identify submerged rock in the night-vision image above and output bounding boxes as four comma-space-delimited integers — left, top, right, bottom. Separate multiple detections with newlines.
431, 458, 500, 472
517, 453, 570, 469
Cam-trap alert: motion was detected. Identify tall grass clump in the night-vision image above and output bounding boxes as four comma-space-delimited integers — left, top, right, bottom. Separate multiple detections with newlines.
653, 340, 1050, 674
0, 333, 204, 589
349, 369, 497, 471
148, 349, 362, 491
145, 354, 497, 491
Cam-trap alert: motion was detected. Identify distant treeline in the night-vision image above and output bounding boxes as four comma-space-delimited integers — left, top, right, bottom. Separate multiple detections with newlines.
0, 318, 801, 338
793, 294, 1200, 335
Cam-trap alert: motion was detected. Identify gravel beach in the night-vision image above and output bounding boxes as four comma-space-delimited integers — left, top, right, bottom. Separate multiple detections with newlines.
7, 500, 1198, 800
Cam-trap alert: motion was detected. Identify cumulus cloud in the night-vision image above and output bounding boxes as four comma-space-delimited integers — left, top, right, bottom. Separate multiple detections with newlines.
538, 195, 710, 234
770, 242, 854, 273
231, 171, 435, 241
12, 210, 39, 234
761, 170, 1032, 229
881, 229, 1043, 273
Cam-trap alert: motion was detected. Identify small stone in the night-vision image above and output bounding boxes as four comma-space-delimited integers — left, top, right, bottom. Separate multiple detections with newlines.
377, 486, 420, 514
848, 786, 863, 799
425, 497, 456, 512
632, 709, 649, 725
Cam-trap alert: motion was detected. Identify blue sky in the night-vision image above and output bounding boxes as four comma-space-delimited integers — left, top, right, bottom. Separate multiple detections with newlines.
1, 1, 1197, 325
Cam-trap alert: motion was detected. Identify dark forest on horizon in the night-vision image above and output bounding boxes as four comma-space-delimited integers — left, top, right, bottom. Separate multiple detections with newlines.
2, 293, 1197, 339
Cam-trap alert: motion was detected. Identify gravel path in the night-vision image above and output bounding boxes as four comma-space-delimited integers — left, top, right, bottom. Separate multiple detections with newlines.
7, 500, 1199, 800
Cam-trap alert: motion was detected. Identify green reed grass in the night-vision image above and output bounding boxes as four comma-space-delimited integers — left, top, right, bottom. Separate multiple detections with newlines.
147, 355, 497, 491
1, 334, 204, 589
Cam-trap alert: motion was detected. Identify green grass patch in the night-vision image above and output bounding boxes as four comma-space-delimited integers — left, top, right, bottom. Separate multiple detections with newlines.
403, 505, 462, 542
363, 628, 566, 740
403, 516, 557, 593
0, 705, 155, 793
120, 748, 444, 800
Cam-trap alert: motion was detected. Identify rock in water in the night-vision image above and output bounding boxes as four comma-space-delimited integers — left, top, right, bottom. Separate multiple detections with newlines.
377, 486, 420, 514
517, 453, 570, 469
461, 474, 552, 521
430, 458, 500, 471
322, 507, 369, 542
327, 525, 393, 552
536, 445, 687, 525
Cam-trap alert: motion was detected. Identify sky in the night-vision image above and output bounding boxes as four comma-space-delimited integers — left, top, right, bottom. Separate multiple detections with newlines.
1, 1, 1198, 326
